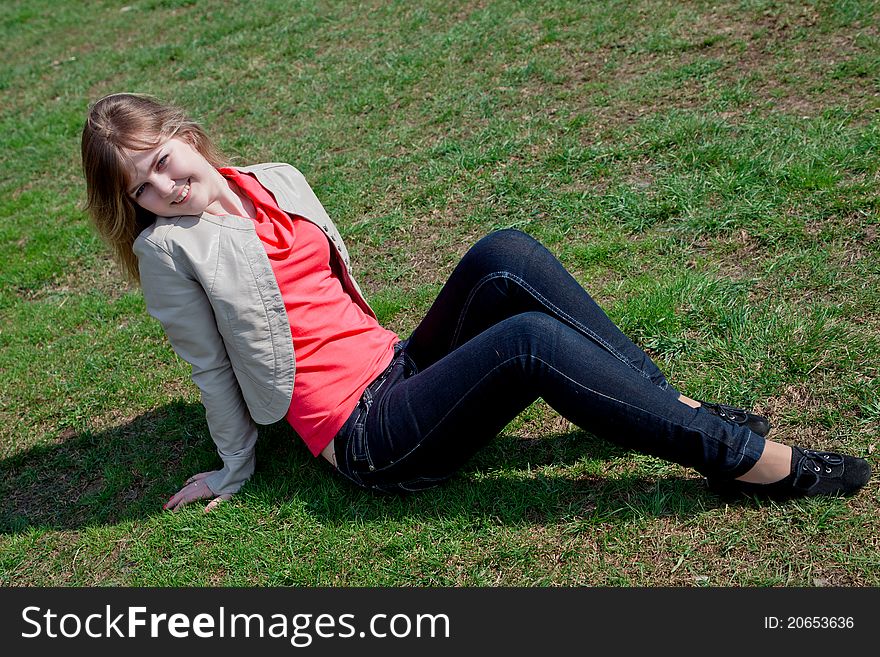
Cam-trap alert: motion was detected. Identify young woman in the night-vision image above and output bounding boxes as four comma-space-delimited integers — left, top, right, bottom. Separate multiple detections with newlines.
81, 93, 871, 512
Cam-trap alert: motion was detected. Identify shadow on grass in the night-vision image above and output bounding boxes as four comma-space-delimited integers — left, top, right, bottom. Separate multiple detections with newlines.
1, 401, 731, 534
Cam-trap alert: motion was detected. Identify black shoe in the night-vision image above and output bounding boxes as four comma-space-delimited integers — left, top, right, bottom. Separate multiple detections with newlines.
699, 400, 771, 437
707, 447, 872, 499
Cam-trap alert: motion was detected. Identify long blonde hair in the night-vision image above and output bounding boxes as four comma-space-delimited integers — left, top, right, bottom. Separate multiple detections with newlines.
81, 93, 226, 283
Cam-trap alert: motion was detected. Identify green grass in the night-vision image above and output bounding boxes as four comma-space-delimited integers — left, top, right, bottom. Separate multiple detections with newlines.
1, 0, 878, 586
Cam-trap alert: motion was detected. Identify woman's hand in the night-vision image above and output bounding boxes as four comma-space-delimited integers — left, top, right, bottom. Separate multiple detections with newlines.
164, 471, 232, 513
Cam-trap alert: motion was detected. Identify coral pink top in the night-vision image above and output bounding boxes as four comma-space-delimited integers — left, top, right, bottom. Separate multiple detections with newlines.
219, 168, 399, 456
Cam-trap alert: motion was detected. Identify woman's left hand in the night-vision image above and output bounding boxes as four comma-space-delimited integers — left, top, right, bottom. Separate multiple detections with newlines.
163, 471, 232, 513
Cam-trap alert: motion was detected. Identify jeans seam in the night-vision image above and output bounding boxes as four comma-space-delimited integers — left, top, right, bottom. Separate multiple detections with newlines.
451, 270, 655, 382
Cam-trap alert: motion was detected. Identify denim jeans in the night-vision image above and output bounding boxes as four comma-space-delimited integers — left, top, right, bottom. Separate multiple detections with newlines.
334, 229, 765, 493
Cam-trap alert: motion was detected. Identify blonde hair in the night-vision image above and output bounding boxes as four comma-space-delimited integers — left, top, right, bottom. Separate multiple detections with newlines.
81, 93, 226, 283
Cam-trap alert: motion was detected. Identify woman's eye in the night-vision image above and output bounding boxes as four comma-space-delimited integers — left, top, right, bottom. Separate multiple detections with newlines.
134, 183, 147, 198
157, 154, 168, 169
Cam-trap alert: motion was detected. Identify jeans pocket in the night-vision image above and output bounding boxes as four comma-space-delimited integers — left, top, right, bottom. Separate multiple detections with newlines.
334, 401, 373, 487
349, 413, 369, 463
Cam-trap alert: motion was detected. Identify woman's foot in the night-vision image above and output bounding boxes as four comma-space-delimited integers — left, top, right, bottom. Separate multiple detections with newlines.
707, 446, 872, 499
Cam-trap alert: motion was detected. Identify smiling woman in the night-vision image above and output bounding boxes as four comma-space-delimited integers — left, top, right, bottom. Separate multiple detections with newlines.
81, 93, 227, 284
79, 92, 872, 514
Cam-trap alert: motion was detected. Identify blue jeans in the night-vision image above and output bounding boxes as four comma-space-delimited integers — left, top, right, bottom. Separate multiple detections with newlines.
334, 229, 764, 493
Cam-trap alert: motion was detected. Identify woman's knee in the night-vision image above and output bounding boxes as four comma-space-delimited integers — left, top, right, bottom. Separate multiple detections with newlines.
464, 228, 539, 271
499, 311, 564, 351
479, 228, 538, 251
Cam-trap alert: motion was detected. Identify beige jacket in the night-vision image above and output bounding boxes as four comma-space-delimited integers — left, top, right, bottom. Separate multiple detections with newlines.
133, 163, 375, 494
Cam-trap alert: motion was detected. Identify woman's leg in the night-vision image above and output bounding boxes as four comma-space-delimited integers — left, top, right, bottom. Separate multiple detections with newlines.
335, 229, 868, 497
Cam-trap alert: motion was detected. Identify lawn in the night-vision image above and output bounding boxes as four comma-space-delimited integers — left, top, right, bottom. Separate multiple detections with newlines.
0, 0, 878, 586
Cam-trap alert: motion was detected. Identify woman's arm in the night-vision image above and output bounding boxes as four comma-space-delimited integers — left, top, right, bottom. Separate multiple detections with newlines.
135, 236, 258, 508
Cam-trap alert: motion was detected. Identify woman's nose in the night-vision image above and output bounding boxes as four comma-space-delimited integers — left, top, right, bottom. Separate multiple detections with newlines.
150, 172, 176, 197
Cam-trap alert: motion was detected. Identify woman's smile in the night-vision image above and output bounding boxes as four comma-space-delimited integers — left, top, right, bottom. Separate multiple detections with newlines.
171, 178, 191, 205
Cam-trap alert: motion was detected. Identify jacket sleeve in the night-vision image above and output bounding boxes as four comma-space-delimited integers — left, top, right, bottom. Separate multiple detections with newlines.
135, 237, 257, 496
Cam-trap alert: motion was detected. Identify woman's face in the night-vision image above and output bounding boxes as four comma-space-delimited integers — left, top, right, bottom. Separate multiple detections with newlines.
125, 136, 224, 217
